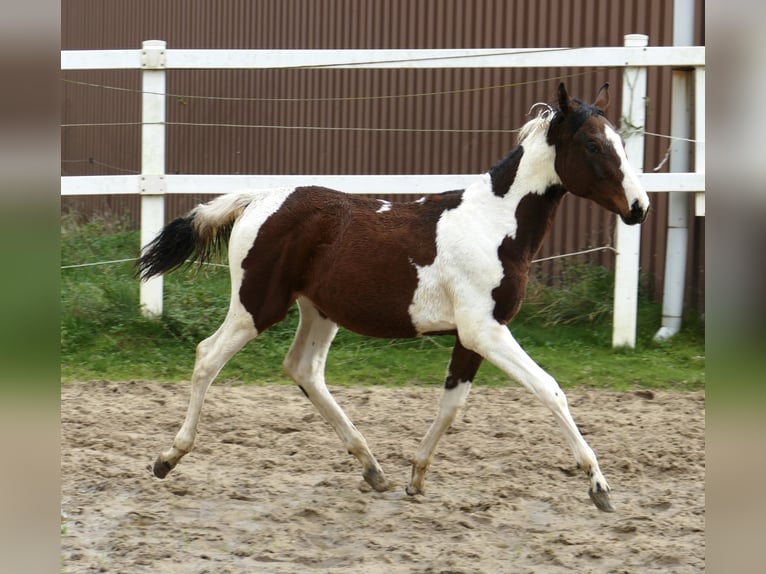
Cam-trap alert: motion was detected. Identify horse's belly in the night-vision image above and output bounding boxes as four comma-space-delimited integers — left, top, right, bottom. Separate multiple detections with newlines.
310, 299, 419, 339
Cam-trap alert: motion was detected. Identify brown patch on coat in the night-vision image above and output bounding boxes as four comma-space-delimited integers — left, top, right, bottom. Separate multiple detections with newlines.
491, 185, 567, 324
489, 146, 523, 197
444, 338, 484, 389
239, 186, 463, 337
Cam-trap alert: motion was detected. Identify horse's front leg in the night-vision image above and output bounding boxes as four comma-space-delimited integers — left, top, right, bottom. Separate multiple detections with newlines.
406, 337, 483, 495
461, 322, 614, 512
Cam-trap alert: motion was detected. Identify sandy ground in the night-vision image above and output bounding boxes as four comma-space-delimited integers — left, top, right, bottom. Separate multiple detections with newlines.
61, 380, 704, 573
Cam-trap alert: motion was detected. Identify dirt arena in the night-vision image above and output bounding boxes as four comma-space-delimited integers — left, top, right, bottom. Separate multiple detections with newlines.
61, 380, 704, 573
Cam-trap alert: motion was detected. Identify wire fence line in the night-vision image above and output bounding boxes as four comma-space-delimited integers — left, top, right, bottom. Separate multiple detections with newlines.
61, 158, 141, 174
61, 121, 522, 134
61, 245, 616, 271
61, 68, 599, 103
60, 258, 138, 270
60, 119, 703, 145
266, 46, 587, 70
60, 70, 702, 143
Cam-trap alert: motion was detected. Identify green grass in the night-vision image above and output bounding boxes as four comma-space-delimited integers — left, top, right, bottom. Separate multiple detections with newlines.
61, 215, 705, 391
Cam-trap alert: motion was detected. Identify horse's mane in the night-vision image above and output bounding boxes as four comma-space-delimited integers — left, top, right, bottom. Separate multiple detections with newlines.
517, 103, 556, 144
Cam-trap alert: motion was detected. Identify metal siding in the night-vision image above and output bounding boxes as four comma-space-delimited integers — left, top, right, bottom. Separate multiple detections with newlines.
62, 0, 704, 309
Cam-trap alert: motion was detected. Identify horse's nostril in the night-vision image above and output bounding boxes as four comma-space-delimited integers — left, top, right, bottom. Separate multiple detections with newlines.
621, 200, 648, 225
630, 200, 648, 224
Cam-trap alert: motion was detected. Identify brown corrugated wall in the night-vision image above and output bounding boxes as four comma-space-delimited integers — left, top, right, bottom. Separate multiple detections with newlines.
61, 0, 705, 310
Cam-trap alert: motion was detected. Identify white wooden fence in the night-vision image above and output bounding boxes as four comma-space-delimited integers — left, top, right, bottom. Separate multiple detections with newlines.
61, 35, 705, 347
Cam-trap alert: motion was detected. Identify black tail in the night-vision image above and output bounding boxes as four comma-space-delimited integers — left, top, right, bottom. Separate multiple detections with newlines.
136, 215, 200, 280
136, 193, 254, 280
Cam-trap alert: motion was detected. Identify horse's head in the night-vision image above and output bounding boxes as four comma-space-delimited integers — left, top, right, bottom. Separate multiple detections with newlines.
547, 83, 650, 225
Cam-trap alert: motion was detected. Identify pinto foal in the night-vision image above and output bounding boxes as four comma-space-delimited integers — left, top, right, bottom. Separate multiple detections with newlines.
139, 83, 649, 512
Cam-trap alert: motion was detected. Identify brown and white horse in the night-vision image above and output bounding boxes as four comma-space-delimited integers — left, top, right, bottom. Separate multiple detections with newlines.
138, 83, 649, 512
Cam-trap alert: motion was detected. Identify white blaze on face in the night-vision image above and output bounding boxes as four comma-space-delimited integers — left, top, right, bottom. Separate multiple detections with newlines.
604, 125, 650, 214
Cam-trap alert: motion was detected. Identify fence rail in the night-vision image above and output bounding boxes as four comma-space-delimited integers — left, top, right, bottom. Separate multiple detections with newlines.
61, 46, 706, 70
60, 37, 705, 347
60, 172, 705, 197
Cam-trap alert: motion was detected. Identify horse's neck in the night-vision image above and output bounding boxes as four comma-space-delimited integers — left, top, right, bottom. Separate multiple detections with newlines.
506, 184, 567, 266
487, 137, 566, 266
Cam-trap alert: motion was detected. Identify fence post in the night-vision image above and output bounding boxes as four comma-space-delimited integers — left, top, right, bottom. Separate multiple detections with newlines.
654, 0, 696, 342
139, 40, 167, 317
612, 34, 648, 348
653, 68, 690, 342
694, 67, 705, 216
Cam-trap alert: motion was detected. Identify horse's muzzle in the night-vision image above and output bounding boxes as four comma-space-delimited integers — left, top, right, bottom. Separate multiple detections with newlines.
621, 200, 649, 225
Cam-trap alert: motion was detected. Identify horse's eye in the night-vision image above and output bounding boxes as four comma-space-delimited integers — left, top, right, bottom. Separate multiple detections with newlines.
585, 141, 599, 154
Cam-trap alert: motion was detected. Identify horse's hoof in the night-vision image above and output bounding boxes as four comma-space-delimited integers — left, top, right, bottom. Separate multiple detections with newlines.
363, 468, 390, 492
588, 486, 615, 512
405, 484, 424, 496
152, 458, 175, 479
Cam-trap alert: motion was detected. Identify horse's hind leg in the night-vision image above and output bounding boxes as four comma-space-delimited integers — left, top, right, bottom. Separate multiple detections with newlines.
153, 308, 257, 478
283, 297, 389, 492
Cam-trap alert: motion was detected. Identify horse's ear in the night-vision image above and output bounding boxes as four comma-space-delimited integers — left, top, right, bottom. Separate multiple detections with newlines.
558, 82, 570, 114
594, 83, 610, 112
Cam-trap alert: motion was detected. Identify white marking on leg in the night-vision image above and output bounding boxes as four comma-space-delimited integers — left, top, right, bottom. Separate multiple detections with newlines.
160, 303, 257, 470
284, 297, 388, 490
460, 322, 610, 500
407, 381, 472, 494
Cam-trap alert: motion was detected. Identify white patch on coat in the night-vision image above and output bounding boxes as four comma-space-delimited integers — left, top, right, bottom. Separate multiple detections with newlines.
407, 116, 560, 335
227, 187, 295, 296
376, 199, 392, 213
